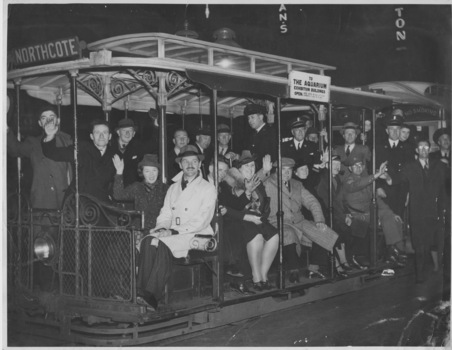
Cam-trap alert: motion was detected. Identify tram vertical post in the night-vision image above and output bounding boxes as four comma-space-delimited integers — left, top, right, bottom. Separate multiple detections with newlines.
14, 80, 22, 227
157, 73, 168, 184
370, 108, 377, 268
14, 80, 23, 286
361, 109, 366, 146
327, 103, 334, 277
276, 97, 284, 289
212, 88, 223, 301
70, 70, 81, 296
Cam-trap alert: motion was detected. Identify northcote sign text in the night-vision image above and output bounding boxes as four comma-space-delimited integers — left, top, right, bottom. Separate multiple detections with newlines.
11, 37, 81, 67
289, 71, 331, 103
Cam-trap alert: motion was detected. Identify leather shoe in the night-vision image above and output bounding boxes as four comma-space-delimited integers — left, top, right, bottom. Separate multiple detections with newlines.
289, 271, 300, 283
351, 255, 368, 270
338, 262, 353, 272
230, 281, 255, 295
250, 281, 264, 292
261, 280, 274, 290
335, 266, 349, 278
306, 270, 327, 279
385, 254, 406, 268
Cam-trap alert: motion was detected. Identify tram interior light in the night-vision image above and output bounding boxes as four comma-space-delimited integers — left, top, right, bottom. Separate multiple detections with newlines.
34, 236, 55, 261
217, 57, 233, 68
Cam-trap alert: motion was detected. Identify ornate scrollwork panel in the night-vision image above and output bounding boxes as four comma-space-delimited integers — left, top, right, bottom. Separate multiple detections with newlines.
77, 74, 104, 103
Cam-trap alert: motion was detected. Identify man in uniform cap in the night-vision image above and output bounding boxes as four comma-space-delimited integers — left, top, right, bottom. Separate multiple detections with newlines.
430, 127, 451, 166
245, 103, 277, 171
334, 122, 371, 174
375, 109, 414, 219
192, 126, 213, 179
282, 115, 321, 170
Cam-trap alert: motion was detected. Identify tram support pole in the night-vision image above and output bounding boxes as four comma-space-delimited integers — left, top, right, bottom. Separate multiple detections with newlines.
14, 80, 22, 227
276, 97, 284, 289
370, 108, 377, 268
70, 70, 81, 296
327, 103, 334, 278
212, 88, 223, 302
361, 109, 366, 146
157, 73, 168, 184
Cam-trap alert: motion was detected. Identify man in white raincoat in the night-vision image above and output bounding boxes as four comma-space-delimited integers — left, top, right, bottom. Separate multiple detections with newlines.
137, 145, 217, 310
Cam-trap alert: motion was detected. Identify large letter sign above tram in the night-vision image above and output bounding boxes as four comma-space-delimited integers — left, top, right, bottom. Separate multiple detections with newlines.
289, 71, 331, 103
10, 37, 82, 68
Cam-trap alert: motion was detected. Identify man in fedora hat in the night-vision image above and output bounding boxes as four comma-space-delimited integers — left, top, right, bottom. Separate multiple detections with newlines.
137, 144, 216, 309
430, 127, 451, 166
217, 123, 237, 158
193, 126, 213, 179
334, 122, 371, 174
168, 129, 190, 181
265, 157, 339, 281
111, 118, 147, 187
245, 103, 277, 171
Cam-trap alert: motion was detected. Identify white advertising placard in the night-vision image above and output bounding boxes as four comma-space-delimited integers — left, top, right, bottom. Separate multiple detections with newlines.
289, 71, 331, 103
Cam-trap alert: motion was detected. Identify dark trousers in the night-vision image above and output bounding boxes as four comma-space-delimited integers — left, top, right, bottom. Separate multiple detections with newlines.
137, 237, 173, 301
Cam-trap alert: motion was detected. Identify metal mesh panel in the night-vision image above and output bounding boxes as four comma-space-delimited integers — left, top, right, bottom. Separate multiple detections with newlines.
60, 227, 133, 301
7, 223, 31, 289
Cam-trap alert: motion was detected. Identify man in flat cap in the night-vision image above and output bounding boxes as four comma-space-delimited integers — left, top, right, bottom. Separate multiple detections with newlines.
245, 103, 277, 171
334, 122, 371, 174
192, 126, 213, 179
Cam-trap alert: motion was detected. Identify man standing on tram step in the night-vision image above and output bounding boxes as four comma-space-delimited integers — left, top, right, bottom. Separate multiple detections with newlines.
110, 118, 145, 188
136, 145, 217, 310
334, 122, 371, 175
7, 105, 73, 292
390, 139, 447, 283
375, 110, 414, 218
7, 105, 73, 209
41, 119, 116, 204
193, 126, 213, 180
429, 127, 450, 296
245, 103, 277, 171
167, 129, 190, 181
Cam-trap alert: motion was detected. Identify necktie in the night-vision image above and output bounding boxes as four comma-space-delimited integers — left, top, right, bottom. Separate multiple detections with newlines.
297, 142, 301, 151
284, 181, 290, 192
345, 146, 350, 157
181, 179, 189, 190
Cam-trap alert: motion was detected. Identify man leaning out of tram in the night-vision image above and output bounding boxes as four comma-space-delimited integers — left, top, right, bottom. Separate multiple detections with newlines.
219, 150, 278, 292
8, 105, 73, 209
342, 155, 406, 268
136, 145, 217, 310
265, 157, 339, 283
41, 118, 116, 205
112, 153, 168, 241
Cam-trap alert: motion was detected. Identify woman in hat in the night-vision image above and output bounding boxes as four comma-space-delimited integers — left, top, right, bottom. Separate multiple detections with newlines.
221, 150, 279, 291
112, 154, 168, 230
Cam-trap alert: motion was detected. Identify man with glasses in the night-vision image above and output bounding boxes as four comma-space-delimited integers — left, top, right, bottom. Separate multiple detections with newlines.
390, 139, 447, 283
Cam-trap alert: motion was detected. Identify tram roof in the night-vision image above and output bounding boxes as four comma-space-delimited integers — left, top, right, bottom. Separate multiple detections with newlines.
7, 32, 394, 116
356, 81, 450, 112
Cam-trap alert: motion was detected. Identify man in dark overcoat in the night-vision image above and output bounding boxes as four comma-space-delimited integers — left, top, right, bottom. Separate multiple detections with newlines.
110, 118, 146, 187
391, 139, 447, 283
245, 103, 277, 170
375, 111, 414, 217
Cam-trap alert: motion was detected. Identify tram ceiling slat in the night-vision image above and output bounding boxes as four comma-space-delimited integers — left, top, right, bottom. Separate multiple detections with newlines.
329, 88, 393, 109
186, 69, 288, 98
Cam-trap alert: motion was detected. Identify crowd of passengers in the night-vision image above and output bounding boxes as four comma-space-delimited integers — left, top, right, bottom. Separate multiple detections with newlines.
7, 103, 450, 310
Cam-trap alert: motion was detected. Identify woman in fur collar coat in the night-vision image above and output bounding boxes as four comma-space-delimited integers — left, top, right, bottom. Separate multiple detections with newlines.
221, 151, 279, 291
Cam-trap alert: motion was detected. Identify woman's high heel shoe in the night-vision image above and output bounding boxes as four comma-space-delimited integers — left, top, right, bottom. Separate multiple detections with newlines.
338, 262, 353, 272
335, 265, 349, 278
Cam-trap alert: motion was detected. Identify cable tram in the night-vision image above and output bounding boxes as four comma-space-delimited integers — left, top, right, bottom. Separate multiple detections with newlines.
7, 31, 440, 346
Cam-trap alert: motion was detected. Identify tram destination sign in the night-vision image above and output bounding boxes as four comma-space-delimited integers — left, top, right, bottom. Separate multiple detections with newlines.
289, 71, 331, 103
9, 36, 82, 69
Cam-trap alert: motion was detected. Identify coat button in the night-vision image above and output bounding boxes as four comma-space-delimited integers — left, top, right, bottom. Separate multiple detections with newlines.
172, 207, 175, 210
